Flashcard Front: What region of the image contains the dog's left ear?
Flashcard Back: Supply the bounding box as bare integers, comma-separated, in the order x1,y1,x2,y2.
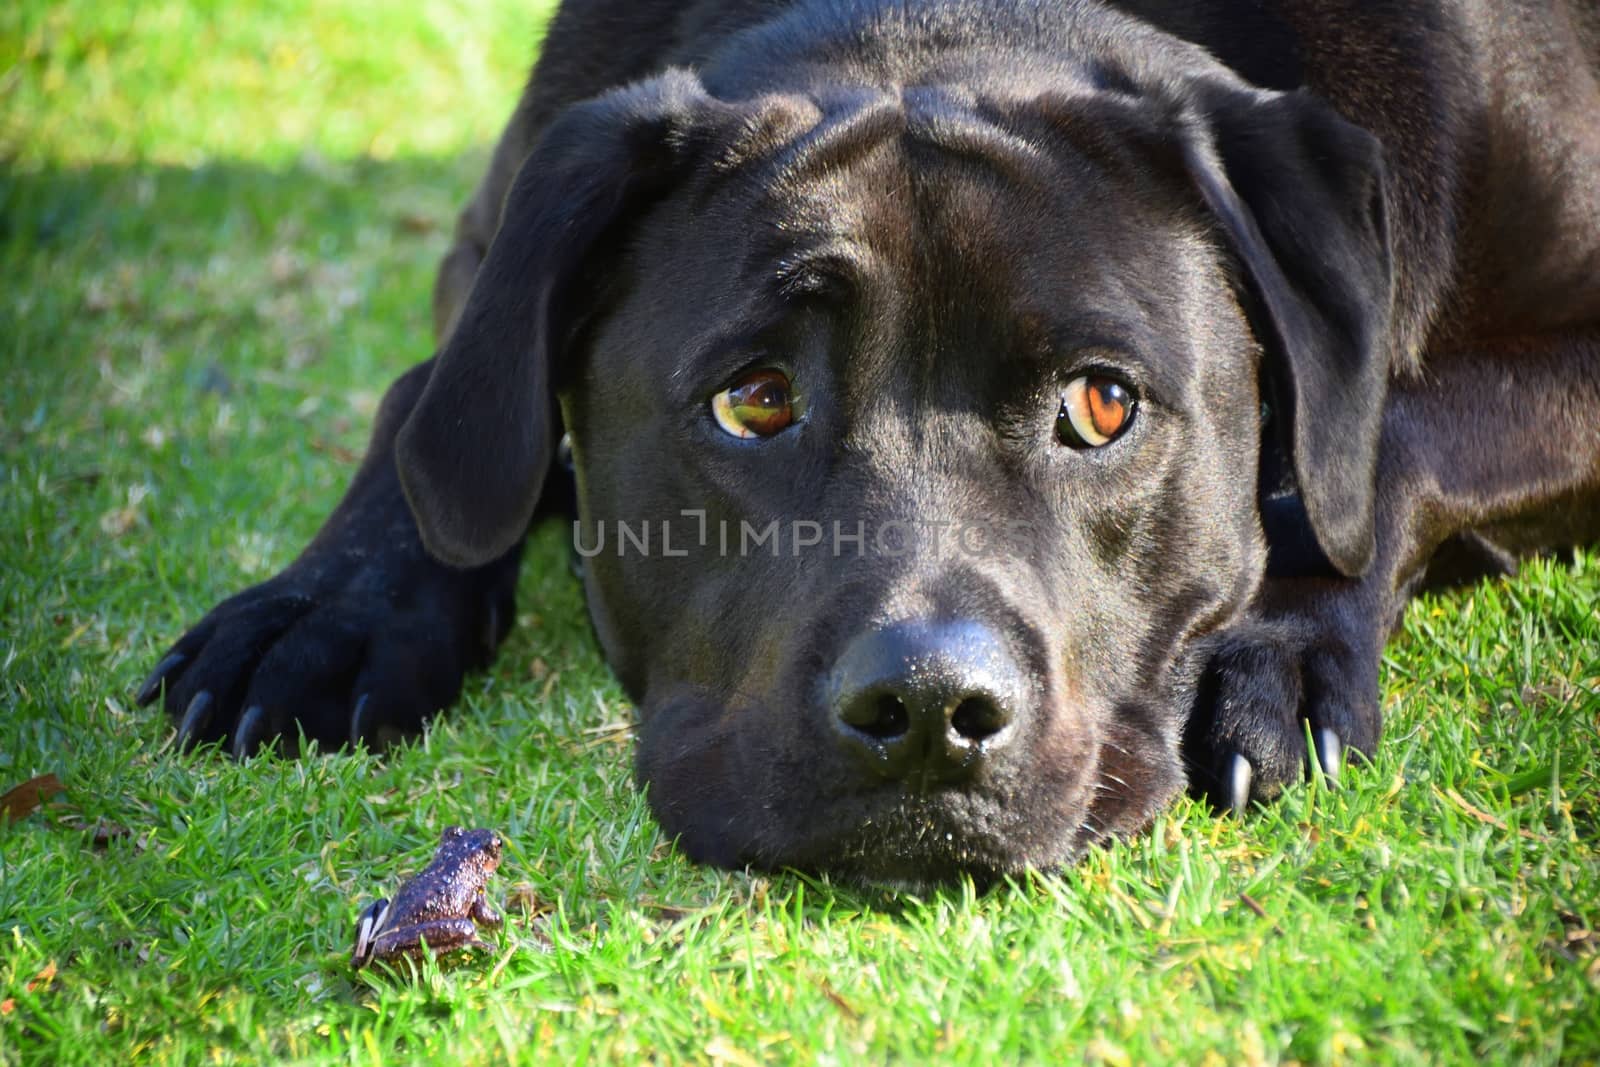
1182,86,1394,578
396,71,726,569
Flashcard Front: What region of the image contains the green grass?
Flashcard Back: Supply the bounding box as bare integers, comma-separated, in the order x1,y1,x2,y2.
2,3,1597,1063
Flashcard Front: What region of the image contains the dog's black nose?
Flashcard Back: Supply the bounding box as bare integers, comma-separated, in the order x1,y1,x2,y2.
827,621,1028,788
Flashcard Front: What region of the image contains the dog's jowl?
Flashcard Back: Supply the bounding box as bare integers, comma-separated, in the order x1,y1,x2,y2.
139,0,1600,884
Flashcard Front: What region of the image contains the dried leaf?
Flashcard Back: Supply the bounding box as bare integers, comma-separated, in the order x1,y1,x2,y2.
395,212,437,235
26,961,57,993
90,818,133,849
2,774,65,822
1436,785,1549,842
819,979,860,1021
308,438,359,464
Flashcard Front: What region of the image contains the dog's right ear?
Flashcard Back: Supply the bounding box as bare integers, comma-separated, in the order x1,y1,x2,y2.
396,71,725,569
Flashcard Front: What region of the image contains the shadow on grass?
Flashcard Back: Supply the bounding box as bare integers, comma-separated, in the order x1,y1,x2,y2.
1,152,484,252
0,151,486,756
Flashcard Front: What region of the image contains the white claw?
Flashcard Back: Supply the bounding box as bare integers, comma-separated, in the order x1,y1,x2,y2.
352,898,391,968
1314,727,1343,786
1227,753,1253,814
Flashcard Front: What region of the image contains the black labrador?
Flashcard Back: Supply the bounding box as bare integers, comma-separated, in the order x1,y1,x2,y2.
139,0,1600,884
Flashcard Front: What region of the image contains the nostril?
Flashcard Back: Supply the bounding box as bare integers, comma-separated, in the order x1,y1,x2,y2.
950,696,1008,742
828,621,1031,782
841,692,911,739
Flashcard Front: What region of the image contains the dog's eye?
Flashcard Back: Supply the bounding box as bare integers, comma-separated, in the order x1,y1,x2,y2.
1056,375,1135,448
711,369,795,439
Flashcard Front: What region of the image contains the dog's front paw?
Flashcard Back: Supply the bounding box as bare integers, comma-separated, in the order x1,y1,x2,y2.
136,546,520,758
1188,608,1383,812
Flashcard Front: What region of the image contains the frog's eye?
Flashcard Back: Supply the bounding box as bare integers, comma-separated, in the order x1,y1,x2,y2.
1056,374,1136,448
711,368,795,439
443,826,466,841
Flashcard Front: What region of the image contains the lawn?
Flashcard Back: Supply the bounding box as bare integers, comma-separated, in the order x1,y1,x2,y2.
2,2,1597,1063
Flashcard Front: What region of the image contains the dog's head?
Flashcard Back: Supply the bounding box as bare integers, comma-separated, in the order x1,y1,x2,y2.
396,31,1392,883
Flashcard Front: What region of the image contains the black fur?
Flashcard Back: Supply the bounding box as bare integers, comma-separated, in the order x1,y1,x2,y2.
140,0,1600,884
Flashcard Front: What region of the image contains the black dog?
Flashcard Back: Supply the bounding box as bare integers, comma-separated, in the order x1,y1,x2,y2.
139,0,1600,884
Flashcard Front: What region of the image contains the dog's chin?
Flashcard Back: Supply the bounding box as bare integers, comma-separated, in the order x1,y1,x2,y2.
772,794,1091,890
651,770,1125,889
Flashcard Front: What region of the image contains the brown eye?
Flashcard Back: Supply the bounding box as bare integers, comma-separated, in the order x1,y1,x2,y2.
712,368,795,439
1056,375,1135,448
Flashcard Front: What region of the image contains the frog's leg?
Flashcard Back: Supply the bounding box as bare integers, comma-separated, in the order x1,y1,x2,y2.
366,918,490,965
470,893,503,927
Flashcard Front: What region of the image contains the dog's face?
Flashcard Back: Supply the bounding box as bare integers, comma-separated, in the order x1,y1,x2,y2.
397,62,1392,883
567,94,1265,879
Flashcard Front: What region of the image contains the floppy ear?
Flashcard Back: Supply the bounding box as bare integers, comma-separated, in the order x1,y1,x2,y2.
1181,86,1394,578
396,71,723,568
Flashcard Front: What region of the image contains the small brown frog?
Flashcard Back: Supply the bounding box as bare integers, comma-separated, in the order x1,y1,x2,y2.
351,826,504,969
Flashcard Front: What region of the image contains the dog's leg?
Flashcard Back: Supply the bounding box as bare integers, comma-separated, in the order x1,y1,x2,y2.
137,108,560,758
135,355,535,757
1191,330,1600,807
